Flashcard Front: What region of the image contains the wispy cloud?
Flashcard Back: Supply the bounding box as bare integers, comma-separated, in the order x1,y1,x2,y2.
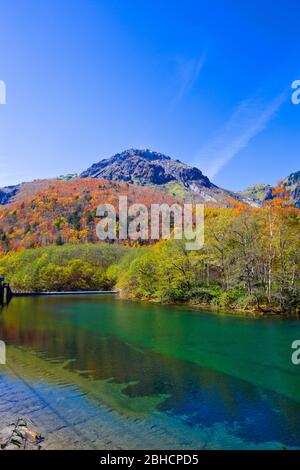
171,54,206,108
195,90,287,180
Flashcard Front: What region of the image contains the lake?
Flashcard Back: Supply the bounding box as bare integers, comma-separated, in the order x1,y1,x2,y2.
0,295,299,449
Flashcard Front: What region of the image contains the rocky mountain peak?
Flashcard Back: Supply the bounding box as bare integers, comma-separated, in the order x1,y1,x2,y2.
80,148,214,191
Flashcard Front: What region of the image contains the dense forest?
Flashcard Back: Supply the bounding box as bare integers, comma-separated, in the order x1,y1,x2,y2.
115,198,299,314
0,244,130,292
0,179,176,252
0,187,299,314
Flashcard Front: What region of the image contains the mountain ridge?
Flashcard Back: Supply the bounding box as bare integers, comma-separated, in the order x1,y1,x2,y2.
1,148,299,208
79,148,243,206
80,148,214,189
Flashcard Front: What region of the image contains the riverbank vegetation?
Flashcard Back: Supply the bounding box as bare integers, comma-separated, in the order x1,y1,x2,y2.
0,244,131,292
113,202,300,314
0,193,299,314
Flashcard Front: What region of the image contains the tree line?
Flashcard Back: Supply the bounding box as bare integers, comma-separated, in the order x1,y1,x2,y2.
114,200,300,314
0,190,299,314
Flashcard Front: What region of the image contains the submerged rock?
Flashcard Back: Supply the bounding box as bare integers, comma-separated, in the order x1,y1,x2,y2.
0,418,44,450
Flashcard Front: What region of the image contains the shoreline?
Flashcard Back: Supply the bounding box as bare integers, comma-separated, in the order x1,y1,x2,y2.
12,290,118,297
6,289,299,317
118,294,299,318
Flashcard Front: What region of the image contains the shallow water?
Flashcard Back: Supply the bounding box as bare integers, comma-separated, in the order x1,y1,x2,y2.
0,295,299,449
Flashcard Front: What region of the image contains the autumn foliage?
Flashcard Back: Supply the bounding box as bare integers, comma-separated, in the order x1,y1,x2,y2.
0,179,177,252
0,179,299,313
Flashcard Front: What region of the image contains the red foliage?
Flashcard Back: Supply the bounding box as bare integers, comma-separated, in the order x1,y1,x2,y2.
0,179,177,252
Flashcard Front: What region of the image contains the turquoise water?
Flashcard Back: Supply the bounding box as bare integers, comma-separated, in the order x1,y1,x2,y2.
0,295,299,449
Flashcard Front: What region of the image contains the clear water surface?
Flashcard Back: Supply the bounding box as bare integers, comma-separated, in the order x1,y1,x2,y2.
0,295,299,449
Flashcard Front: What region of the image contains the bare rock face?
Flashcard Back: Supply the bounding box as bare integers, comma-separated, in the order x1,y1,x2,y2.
80,148,214,190
79,148,263,206
0,185,20,205
238,184,274,203
283,171,300,208
0,148,298,209
239,171,300,208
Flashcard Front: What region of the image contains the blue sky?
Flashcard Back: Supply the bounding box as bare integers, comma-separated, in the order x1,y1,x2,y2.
0,0,299,190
